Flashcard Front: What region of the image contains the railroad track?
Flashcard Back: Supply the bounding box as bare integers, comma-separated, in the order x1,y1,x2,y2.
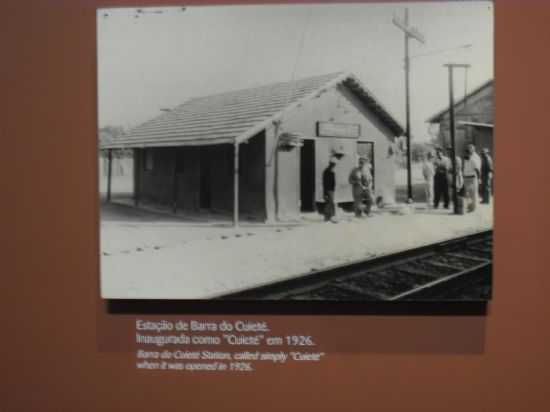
222,230,492,301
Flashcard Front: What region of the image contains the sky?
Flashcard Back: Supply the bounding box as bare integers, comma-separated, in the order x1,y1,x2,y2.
97,1,493,142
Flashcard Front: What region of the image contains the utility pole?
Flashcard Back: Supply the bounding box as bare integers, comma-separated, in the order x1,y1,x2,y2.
463,66,470,144
464,66,469,108
444,63,471,215
393,9,425,203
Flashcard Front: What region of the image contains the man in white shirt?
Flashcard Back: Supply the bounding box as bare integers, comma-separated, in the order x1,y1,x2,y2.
349,157,373,217
422,152,435,208
446,147,464,209
463,144,481,212
480,148,494,204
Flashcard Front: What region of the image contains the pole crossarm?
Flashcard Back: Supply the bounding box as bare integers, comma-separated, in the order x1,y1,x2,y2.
392,16,426,43
410,44,471,60
444,63,471,68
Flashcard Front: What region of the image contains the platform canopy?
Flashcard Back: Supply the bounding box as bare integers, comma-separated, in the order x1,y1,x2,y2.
100,71,405,150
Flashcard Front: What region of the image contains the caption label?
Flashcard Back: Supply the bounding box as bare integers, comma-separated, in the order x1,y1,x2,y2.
135,320,324,372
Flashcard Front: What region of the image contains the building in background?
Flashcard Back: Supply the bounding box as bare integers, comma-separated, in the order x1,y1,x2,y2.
101,72,404,223
427,79,493,156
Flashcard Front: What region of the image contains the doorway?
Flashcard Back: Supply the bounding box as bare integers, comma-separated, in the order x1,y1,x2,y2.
357,141,375,190
300,139,316,212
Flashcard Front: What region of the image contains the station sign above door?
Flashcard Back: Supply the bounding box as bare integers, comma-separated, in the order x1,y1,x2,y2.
316,121,361,139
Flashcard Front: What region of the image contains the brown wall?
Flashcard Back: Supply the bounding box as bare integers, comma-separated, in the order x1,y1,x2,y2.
205,145,234,212
138,138,265,219
7,1,550,412
178,146,202,211
139,147,177,206
239,132,267,220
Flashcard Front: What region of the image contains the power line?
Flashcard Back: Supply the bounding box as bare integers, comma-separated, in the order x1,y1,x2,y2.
410,44,472,60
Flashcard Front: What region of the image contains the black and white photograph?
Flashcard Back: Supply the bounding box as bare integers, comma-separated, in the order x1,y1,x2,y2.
98,1,494,301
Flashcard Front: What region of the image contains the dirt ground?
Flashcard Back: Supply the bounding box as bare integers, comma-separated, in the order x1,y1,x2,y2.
100,199,493,299
99,159,493,299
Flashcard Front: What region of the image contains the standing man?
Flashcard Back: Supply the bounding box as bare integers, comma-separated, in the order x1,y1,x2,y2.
422,152,435,208
361,158,374,217
349,156,370,217
447,146,464,209
480,148,494,204
322,157,338,223
463,144,481,212
433,147,450,209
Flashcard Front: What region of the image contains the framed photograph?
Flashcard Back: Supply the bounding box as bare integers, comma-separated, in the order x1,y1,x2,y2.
98,2,494,301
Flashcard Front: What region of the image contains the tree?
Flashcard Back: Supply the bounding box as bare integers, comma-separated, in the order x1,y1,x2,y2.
98,126,131,158
99,125,125,144
410,141,433,162
393,136,434,166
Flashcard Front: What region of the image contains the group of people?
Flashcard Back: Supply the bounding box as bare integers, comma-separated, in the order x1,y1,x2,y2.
422,143,493,213
322,156,374,223
321,143,493,224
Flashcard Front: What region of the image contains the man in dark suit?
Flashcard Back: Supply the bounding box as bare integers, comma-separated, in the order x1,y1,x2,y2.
433,146,451,209
480,148,494,204
322,158,337,223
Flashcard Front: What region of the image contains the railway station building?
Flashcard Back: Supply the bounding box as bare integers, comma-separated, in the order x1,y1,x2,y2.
427,79,494,156
101,72,405,224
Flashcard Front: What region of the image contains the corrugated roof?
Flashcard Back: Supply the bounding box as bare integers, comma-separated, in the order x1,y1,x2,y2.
102,72,404,149
426,78,494,124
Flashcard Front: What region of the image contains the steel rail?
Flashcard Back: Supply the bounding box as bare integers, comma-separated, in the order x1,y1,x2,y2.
220,230,492,301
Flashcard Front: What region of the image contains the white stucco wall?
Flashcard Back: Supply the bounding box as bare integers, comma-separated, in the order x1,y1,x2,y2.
277,84,398,207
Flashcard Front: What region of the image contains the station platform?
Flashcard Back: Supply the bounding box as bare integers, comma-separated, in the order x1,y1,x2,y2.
100,201,493,299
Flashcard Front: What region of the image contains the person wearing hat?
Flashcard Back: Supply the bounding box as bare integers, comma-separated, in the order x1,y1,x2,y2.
422,151,435,208
322,157,338,223
463,144,481,212
433,146,451,209
480,148,493,204
349,156,373,217
446,146,464,207
361,158,374,216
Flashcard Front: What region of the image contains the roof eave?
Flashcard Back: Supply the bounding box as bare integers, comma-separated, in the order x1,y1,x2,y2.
342,74,405,136
426,79,494,124
100,136,236,150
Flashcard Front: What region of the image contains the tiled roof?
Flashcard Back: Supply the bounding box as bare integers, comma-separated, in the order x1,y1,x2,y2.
102,72,404,149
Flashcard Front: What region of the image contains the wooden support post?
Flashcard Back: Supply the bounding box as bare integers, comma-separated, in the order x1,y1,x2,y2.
272,121,281,221
106,149,113,202
233,141,239,228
